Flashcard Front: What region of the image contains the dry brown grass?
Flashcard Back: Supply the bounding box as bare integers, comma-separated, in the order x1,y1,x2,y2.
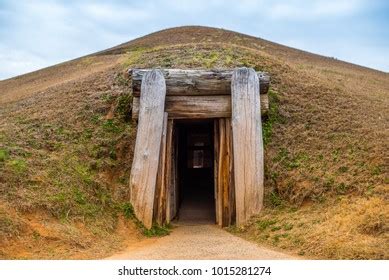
0,55,123,105
232,196,388,259
0,61,139,258
0,26,388,259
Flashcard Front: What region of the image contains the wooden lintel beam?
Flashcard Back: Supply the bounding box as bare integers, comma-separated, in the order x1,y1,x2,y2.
129,68,270,96
132,95,269,119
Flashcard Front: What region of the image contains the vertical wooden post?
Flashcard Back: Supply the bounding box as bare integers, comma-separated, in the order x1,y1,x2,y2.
165,119,174,223
166,122,179,222
213,120,221,225
173,125,180,219
231,67,264,226
217,120,225,225
154,113,168,225
129,70,166,229
214,118,235,227
225,118,235,225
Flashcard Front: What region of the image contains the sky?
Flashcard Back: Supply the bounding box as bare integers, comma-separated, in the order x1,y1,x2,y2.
0,0,388,80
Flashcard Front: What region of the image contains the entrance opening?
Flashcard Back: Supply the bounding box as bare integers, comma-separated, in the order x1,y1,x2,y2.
176,120,215,224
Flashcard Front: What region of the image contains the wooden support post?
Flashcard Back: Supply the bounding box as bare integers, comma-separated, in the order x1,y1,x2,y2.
154,113,168,225
165,119,174,223
172,125,180,220
215,120,223,225
214,118,235,227
231,67,264,226
166,122,179,222
214,120,220,225
129,70,166,229
225,118,235,225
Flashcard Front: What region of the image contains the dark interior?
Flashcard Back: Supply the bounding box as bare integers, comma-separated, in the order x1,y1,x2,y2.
176,120,215,224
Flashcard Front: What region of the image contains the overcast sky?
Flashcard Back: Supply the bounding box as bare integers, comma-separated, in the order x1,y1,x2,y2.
0,0,388,80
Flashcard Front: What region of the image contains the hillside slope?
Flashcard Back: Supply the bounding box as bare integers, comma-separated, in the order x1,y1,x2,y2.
0,26,388,259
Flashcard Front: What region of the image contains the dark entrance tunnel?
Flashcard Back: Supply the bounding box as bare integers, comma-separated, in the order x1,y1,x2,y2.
176,120,215,224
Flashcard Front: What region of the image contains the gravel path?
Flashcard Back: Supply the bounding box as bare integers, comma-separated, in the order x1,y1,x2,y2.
107,223,295,260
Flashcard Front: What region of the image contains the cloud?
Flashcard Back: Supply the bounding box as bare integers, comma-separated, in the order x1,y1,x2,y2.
0,45,48,79
0,0,387,79
79,2,153,22
202,0,365,20
268,0,364,20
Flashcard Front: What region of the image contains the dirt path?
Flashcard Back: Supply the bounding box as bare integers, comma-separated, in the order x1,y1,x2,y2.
107,223,295,260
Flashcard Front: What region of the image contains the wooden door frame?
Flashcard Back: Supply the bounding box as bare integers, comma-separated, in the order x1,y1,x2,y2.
130,67,264,229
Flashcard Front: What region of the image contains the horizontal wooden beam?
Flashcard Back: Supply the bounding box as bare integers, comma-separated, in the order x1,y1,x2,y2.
132,95,269,119
129,69,270,96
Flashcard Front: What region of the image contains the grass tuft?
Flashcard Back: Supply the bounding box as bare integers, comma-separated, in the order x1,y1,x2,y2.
269,191,283,207
256,219,277,231
102,120,122,134
8,159,28,173
262,89,280,145
0,148,9,162
121,203,171,237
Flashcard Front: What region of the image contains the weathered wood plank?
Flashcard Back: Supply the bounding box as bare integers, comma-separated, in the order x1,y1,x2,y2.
215,119,223,226
167,124,179,222
129,70,166,229
129,69,270,96
165,119,174,223
219,118,229,227
228,119,236,226
231,67,264,226
216,118,235,227
154,113,168,225
172,125,180,219
225,118,235,226
132,94,269,119
213,120,219,225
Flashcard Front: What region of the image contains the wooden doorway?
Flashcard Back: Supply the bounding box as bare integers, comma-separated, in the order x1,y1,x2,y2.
163,118,235,226
130,68,265,229
176,120,215,224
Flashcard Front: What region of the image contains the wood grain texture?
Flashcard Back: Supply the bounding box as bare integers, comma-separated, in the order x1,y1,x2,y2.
215,118,235,227
132,94,269,119
129,70,166,229
226,118,236,226
231,67,264,226
167,123,179,222
172,125,180,219
214,120,222,225
165,119,174,223
129,68,270,96
154,113,168,225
